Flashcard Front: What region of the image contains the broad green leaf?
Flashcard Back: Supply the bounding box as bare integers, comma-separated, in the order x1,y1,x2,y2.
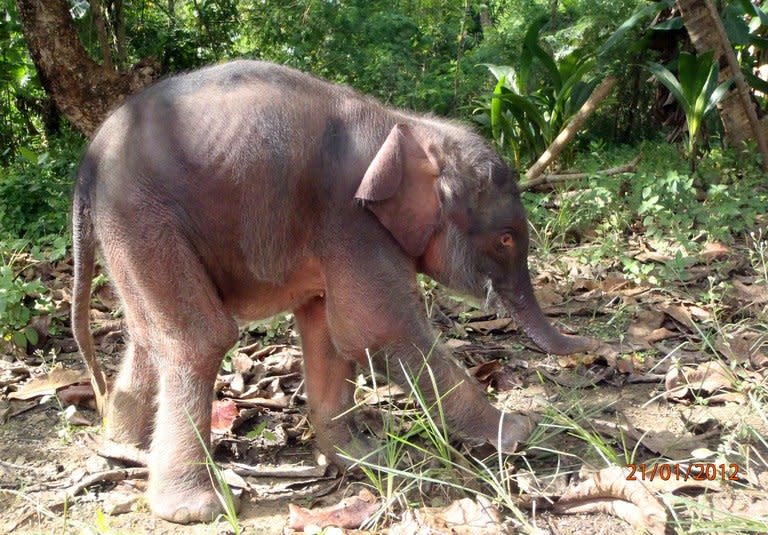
748,34,768,50
648,61,689,113
652,16,683,31
18,147,36,163
491,76,505,141
705,79,734,115
567,79,599,116
483,64,515,84
744,70,768,94
501,93,549,135
12,330,26,350
598,0,674,57
678,51,713,106
521,16,561,91
723,3,753,45
24,326,38,346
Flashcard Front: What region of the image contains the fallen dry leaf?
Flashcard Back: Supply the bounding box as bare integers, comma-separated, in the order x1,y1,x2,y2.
222,468,249,489
469,360,503,384
731,280,768,306
557,353,598,368
103,491,141,515
389,496,505,535
554,466,667,535
592,416,711,459
715,330,768,369
8,365,90,401
465,318,515,334
287,489,379,530
534,284,563,308
627,308,665,346
634,250,673,263
665,361,739,403
211,399,240,434
539,366,611,388
232,353,254,374
63,405,93,426
660,303,696,331
699,241,730,263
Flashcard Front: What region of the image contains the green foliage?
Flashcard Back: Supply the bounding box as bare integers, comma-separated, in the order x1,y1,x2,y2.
477,16,599,167
475,0,664,167
648,52,732,165
0,0,50,162
0,131,83,242
237,0,494,115
522,141,768,283
0,241,53,351
721,0,768,106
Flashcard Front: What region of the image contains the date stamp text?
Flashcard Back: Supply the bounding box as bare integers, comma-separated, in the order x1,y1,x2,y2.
625,463,741,481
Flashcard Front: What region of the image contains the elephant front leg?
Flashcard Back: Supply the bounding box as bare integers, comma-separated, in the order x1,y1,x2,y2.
322,251,533,455
294,297,380,466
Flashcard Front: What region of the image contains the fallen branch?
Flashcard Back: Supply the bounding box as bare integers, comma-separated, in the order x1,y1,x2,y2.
520,155,641,191
526,76,617,181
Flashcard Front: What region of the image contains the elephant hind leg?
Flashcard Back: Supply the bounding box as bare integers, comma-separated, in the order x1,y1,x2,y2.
294,296,380,465
99,218,238,524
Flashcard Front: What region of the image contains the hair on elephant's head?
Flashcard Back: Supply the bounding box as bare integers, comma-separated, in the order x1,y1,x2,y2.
355,122,597,356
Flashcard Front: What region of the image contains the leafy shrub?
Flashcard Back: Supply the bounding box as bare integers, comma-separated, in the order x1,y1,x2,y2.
648,51,732,168
0,130,83,243
476,16,599,168
0,240,53,351
522,140,768,270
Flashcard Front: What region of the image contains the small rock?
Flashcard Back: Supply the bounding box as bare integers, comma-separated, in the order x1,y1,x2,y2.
86,455,110,474
63,405,93,426
103,491,140,515
70,467,87,483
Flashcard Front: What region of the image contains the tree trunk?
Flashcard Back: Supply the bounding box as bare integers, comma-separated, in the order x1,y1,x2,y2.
113,0,127,68
677,0,768,171
90,0,114,71
15,0,158,137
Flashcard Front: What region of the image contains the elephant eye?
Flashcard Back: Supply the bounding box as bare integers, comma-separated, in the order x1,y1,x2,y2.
499,233,514,247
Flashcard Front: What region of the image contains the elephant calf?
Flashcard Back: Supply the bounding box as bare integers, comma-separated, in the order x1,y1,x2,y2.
71,60,596,523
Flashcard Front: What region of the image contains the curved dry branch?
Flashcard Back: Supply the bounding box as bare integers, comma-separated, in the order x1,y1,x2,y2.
525,76,617,181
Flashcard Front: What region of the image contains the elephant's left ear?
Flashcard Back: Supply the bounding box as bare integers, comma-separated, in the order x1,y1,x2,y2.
355,123,441,257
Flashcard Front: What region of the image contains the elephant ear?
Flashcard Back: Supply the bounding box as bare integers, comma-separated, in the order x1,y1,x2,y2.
355,123,441,257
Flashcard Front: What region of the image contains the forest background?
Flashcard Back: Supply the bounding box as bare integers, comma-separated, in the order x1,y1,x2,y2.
2,1,768,533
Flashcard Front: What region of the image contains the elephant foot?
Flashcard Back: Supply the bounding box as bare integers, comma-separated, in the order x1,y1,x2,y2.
491,411,537,454
314,417,387,470
148,480,233,524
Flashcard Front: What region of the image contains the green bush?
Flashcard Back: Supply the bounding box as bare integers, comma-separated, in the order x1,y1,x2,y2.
0,239,53,351
0,131,83,243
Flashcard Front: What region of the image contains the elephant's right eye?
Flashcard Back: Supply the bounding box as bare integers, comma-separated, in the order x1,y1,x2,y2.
499,233,514,248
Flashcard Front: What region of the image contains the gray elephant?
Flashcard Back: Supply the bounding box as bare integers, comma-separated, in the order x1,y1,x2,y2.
71,60,597,523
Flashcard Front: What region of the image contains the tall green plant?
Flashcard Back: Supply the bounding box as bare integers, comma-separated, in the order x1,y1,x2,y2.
478,16,598,168
647,51,732,169
477,1,668,169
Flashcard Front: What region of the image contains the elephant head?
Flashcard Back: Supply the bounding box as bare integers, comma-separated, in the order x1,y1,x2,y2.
355,122,598,355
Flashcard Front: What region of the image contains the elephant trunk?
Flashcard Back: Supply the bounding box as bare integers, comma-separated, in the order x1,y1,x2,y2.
496,265,597,355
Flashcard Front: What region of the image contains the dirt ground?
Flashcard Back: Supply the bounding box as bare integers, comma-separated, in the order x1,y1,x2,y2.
2,242,768,534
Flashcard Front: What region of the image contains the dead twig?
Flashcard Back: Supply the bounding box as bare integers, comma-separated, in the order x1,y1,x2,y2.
65,467,147,499
520,155,642,192
526,76,617,181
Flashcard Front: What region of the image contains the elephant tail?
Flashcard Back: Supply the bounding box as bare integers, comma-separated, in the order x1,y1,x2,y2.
71,164,109,416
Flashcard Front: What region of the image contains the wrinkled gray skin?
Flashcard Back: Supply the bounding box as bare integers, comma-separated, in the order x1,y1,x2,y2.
71,61,597,524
